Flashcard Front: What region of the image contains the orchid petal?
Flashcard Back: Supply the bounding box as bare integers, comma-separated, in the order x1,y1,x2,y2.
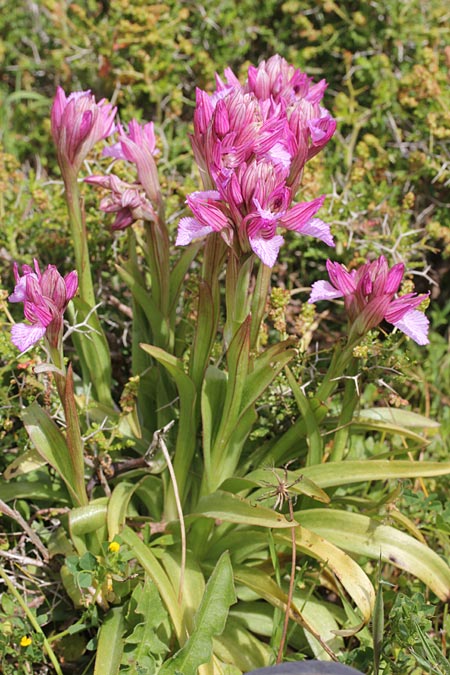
11,323,47,352
249,234,284,267
309,279,344,303
391,309,430,345
296,217,334,247
176,217,215,246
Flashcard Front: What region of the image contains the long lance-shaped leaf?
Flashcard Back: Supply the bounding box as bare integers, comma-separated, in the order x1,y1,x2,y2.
121,526,184,644
201,366,228,486
275,525,375,627
246,459,450,490
192,490,297,529
234,566,339,658
159,552,236,675
22,402,83,507
209,317,251,489
139,344,197,514
189,280,219,393
241,340,296,418
116,262,168,346
93,606,125,675
285,367,323,466
296,509,450,602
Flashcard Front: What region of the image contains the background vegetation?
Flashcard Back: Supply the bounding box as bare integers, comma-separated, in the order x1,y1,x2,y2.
0,1,449,673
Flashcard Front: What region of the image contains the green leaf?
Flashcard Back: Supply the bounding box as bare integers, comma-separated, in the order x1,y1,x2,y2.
296,509,450,602
285,367,323,465
107,481,136,540
159,552,236,675
209,318,251,488
121,580,168,674
213,616,271,672
93,607,125,675
139,344,197,511
193,490,297,529
69,499,108,555
358,408,440,430
275,525,375,626
241,340,296,417
351,407,439,443
233,566,339,655
22,401,83,506
121,527,184,643
201,366,228,478
246,460,450,490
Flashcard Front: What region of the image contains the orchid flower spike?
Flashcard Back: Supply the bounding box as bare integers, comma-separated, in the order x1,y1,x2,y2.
309,256,430,345
177,54,336,267
9,259,78,352
51,87,116,176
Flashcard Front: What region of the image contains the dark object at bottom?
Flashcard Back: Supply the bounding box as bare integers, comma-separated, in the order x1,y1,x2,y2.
246,662,364,675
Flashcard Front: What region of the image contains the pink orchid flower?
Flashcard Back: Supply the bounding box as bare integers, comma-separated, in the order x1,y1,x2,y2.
85,174,157,230
178,55,336,267
309,256,429,345
51,87,116,174
9,260,78,352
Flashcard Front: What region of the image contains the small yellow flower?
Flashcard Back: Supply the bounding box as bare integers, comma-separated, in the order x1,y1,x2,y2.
108,541,120,553
20,635,32,647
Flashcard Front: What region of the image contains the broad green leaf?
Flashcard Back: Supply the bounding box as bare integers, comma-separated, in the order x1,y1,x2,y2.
107,481,136,540
3,447,46,479
0,477,69,504
159,552,236,675
193,490,297,529
213,616,271,672
22,401,83,506
233,567,339,656
275,525,375,626
247,460,450,490
93,607,125,675
358,408,440,430
293,591,344,660
121,526,183,643
161,550,206,634
69,500,108,555
296,509,450,602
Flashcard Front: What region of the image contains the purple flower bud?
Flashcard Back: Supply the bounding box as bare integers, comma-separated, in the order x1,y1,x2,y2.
51,87,116,176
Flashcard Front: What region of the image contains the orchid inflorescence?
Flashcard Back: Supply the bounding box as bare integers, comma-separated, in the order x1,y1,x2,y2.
10,55,430,351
